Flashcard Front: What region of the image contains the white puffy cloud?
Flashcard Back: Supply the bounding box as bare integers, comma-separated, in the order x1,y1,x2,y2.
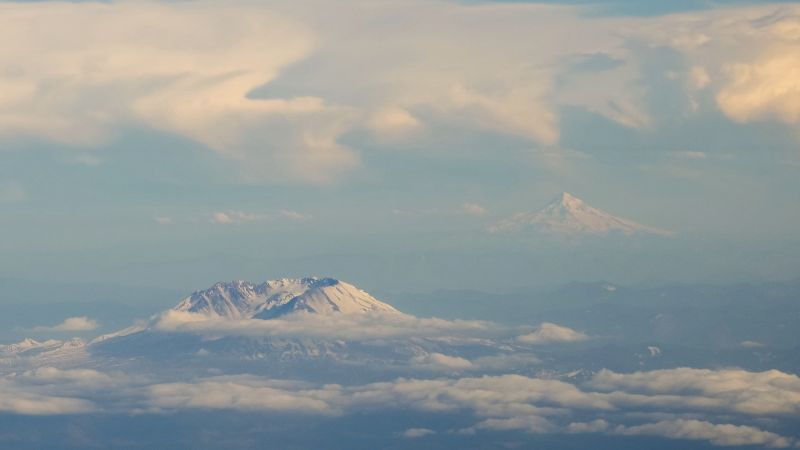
616,419,794,448
33,316,99,332
0,0,670,184
631,5,800,129
462,202,488,216
211,211,265,225
367,107,421,136
717,52,800,125
2,0,797,184
152,309,496,341
469,415,556,434
517,322,588,345
689,66,711,90
0,1,356,184
288,1,606,146
566,419,610,434
134,369,799,446
149,376,338,415
0,379,96,415
18,367,117,388
0,367,137,416
146,373,605,418
350,375,613,416
147,377,332,414
709,11,800,125
211,212,234,224
0,369,107,415
1,363,798,448
588,368,800,416
400,428,435,438
410,352,473,371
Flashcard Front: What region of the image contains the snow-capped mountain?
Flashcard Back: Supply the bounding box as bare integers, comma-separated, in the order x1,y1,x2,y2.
489,192,671,236
79,277,525,376
174,277,399,319
2,277,412,372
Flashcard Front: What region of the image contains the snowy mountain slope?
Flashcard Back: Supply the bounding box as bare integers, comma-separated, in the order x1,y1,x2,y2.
0,338,58,354
174,277,398,319
77,277,527,376
489,192,672,236
254,278,399,318
0,337,88,369
0,278,406,371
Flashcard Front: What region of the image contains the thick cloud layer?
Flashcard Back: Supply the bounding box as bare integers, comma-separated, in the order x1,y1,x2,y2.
153,309,501,341
2,365,797,447
589,367,800,415
2,1,799,185
32,316,99,332
616,419,794,448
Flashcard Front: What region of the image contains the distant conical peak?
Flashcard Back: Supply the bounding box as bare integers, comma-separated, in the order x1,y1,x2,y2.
555,192,584,209
489,192,672,236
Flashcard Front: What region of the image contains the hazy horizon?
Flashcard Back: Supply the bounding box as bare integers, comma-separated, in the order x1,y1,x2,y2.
1,0,800,293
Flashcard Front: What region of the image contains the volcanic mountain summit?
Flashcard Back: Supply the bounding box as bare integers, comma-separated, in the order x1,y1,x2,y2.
489,192,672,236
174,277,399,319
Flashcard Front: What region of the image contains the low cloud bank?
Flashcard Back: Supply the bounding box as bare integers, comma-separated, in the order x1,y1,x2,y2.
33,316,99,332
153,310,501,341
616,419,794,448
516,322,589,345
1,366,797,447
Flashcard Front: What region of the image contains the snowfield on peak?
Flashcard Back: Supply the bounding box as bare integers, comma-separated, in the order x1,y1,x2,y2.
489,192,672,237
174,277,399,320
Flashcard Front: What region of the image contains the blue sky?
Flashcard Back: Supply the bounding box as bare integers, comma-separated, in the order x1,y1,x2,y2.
1,0,799,291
